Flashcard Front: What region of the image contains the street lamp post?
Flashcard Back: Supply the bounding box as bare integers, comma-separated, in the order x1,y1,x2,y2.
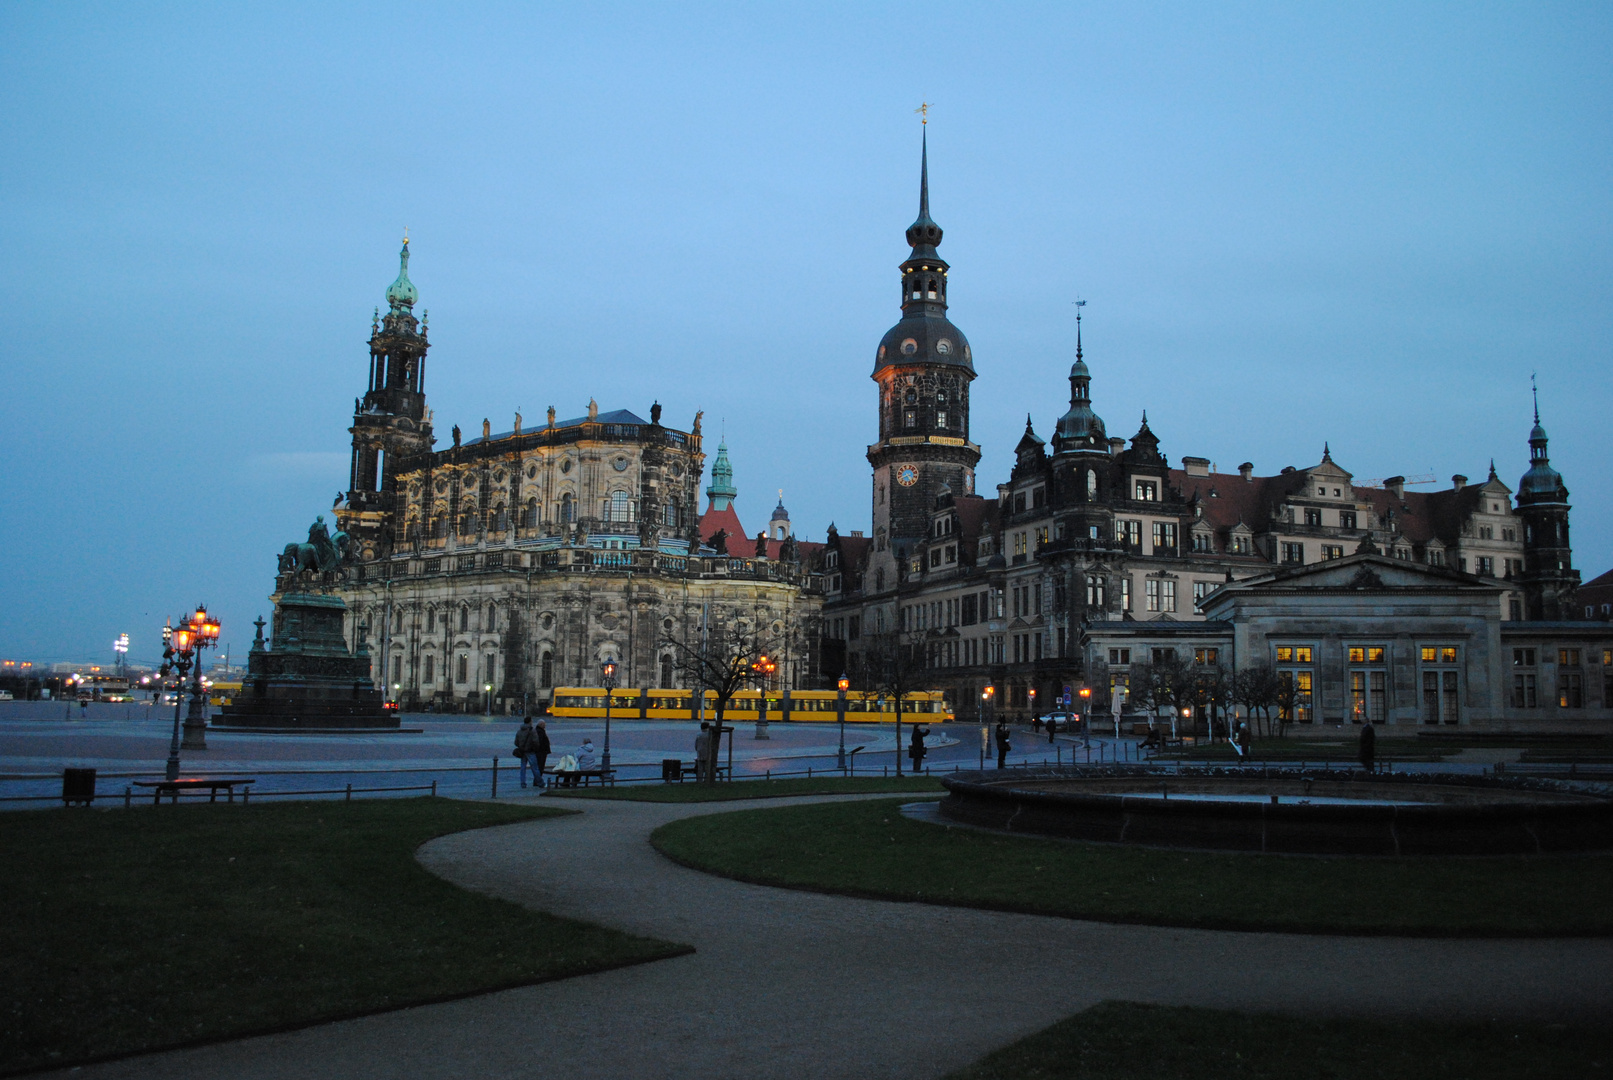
182,605,220,751
1078,686,1092,747
836,674,849,771
751,653,776,740
160,622,197,781
980,685,995,770
1028,686,1036,726
601,661,616,773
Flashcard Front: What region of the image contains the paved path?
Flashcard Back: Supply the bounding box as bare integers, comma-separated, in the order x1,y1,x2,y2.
50,794,1613,1080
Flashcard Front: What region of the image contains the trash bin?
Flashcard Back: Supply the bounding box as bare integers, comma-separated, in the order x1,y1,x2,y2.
62,767,96,806
661,758,683,782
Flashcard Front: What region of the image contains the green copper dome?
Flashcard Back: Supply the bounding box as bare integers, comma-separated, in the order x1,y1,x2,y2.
385,240,418,312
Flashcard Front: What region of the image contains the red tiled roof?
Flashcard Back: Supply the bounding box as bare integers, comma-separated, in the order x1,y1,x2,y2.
698,502,746,551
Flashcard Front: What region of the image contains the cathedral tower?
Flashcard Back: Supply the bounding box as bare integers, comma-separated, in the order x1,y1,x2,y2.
341,239,436,556
1516,389,1579,619
867,130,981,578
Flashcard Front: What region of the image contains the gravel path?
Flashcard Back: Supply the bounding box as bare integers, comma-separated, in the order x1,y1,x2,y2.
49,793,1613,1080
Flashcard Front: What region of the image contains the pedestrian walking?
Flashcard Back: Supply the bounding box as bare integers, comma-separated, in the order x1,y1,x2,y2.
1359,720,1376,775
909,724,929,773
1048,716,1057,744
514,717,539,788
1237,720,1252,761
995,720,1011,768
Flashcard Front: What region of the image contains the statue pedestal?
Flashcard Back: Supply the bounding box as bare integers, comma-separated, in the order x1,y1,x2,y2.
216,592,397,731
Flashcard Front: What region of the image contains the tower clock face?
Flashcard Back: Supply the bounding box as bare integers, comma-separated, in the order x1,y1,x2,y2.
896,464,919,487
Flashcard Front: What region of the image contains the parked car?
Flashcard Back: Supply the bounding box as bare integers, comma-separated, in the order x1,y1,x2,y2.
1040,710,1079,732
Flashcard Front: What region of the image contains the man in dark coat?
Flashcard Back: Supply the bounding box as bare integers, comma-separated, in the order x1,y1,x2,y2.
909,724,929,773
1359,720,1376,775
995,720,1011,768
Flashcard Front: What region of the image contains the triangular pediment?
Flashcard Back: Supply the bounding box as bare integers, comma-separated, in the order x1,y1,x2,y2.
1231,553,1489,592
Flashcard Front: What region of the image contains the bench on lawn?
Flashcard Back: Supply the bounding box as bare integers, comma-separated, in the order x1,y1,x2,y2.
546,767,614,788
133,778,256,805
659,759,731,782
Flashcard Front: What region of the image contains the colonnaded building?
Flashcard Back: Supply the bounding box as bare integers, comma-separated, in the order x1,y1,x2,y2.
329,241,821,711
817,134,1613,732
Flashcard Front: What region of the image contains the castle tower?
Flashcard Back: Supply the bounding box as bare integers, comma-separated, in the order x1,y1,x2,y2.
770,493,792,541
1516,389,1580,619
867,129,981,578
706,440,737,511
342,239,436,556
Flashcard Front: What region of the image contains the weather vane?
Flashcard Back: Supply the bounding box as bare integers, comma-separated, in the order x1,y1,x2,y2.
916,101,932,125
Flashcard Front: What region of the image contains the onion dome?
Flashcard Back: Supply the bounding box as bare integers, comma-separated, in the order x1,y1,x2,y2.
1054,312,1106,452
770,496,790,523
1519,395,1567,501
874,129,974,377
385,238,418,312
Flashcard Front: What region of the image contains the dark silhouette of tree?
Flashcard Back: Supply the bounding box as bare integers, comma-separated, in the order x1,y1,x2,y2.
1233,663,1282,738
857,619,931,776
662,621,775,783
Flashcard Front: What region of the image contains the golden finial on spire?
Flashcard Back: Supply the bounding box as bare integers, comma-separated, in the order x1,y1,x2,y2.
916,101,932,125
403,226,409,246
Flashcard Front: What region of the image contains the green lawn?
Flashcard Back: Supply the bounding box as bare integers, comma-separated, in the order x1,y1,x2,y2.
945,1001,1608,1080
651,797,1613,936
0,798,689,1075
547,775,944,802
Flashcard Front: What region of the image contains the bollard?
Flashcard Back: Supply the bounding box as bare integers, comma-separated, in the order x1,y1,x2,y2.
124,785,132,809
345,783,352,802
492,756,499,798
808,766,812,779
431,780,438,797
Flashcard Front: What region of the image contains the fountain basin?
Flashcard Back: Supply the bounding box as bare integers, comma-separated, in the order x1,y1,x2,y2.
937,767,1613,856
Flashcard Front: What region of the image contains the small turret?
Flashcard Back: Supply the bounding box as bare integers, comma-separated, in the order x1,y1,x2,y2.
706,441,737,511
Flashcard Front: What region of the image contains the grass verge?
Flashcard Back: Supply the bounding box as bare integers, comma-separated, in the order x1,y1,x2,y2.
944,1000,1608,1079
547,775,944,802
0,798,689,1075
650,797,1613,936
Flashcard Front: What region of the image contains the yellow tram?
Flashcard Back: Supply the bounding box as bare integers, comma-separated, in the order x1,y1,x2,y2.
548,687,953,723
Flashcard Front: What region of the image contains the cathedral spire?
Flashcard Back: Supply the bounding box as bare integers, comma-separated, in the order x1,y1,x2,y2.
904,128,943,258
385,237,418,314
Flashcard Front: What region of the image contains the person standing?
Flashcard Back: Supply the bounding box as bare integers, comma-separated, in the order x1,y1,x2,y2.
995,720,1011,769
530,718,552,791
909,724,929,774
514,717,538,788
1359,720,1376,775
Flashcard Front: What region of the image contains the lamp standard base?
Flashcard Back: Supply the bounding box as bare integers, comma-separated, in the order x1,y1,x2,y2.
181,718,208,750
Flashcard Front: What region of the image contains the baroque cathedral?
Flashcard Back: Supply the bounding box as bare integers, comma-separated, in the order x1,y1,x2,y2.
300,131,1608,729
330,240,819,711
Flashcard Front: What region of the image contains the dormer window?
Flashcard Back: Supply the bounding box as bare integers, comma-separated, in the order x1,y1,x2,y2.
1135,480,1158,501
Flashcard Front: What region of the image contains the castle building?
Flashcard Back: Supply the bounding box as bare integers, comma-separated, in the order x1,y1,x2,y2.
820,140,1612,731
330,243,821,711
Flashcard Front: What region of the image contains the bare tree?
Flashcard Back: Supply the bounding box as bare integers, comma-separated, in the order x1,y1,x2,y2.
662,621,775,784
857,619,930,776
1232,663,1281,738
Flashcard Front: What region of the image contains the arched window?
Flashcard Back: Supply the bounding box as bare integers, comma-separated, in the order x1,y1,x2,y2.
905,388,918,405
485,603,496,630
609,491,632,523
525,498,538,529
540,651,553,689
459,607,469,632
456,654,468,684
560,493,574,523
494,505,507,532
431,515,445,539
927,277,937,298
394,609,403,634
660,654,674,689
663,502,678,527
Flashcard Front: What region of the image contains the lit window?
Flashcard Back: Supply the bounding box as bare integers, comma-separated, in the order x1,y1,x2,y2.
1135,480,1159,501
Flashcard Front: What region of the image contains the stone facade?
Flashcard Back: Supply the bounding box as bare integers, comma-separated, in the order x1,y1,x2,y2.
819,139,1612,734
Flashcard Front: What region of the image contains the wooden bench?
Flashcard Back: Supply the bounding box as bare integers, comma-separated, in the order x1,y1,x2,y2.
546,767,614,788
660,760,731,783
133,778,256,805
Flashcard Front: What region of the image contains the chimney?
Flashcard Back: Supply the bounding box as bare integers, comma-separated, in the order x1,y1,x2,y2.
850,530,864,537
1108,437,1126,457
1238,462,1254,482
1384,476,1405,499
1183,456,1210,477
1451,474,1467,491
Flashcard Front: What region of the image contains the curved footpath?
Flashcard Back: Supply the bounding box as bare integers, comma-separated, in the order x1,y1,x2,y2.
50,794,1613,1080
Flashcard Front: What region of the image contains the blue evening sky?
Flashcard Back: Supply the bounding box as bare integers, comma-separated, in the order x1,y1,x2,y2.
2,3,1609,666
